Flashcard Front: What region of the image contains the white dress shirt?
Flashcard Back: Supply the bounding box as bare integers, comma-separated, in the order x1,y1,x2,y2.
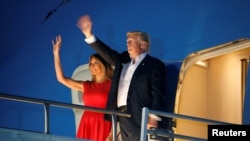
117,53,147,107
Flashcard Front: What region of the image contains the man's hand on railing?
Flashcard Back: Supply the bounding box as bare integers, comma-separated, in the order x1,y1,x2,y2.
147,116,159,129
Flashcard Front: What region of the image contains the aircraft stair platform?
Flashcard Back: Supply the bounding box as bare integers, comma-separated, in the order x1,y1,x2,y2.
0,128,90,141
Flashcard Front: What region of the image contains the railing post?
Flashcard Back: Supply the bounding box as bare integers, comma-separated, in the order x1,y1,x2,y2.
140,107,149,141
111,114,117,141
44,103,50,134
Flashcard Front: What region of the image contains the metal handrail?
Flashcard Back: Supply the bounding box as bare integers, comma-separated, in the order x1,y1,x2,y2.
0,93,131,141
140,107,234,141
0,93,235,141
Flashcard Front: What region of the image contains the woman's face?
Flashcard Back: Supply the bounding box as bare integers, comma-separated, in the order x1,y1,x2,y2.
89,57,103,76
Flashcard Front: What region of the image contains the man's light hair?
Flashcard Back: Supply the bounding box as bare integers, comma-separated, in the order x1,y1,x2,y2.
127,31,150,51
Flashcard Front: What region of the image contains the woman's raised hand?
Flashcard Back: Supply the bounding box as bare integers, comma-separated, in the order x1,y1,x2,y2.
52,35,62,55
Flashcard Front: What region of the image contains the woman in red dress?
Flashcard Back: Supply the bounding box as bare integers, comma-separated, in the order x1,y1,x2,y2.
52,35,113,141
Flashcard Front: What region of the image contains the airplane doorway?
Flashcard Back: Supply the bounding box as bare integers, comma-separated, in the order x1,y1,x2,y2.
71,64,91,134
174,38,250,140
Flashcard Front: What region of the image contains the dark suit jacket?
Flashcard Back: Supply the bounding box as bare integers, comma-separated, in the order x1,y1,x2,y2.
88,38,167,127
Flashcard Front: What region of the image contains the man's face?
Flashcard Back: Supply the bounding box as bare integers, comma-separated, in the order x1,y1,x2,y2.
126,37,143,59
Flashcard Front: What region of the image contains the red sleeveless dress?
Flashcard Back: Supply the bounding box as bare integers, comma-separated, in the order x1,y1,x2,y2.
76,80,112,141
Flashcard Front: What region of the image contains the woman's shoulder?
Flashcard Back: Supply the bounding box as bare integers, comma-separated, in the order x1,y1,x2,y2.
104,79,112,84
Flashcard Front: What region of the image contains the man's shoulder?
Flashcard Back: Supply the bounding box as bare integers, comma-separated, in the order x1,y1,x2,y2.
147,55,165,64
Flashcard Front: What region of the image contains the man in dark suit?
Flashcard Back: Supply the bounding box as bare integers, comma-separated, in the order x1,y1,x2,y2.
77,15,170,141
